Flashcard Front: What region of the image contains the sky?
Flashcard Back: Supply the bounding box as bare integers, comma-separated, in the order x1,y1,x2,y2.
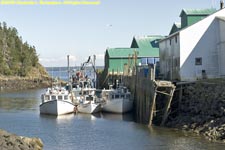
0,0,221,67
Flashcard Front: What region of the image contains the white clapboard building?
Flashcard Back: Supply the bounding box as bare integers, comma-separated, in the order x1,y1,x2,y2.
159,7,225,81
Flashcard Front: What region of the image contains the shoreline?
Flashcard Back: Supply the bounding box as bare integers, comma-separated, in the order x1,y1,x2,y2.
0,76,52,92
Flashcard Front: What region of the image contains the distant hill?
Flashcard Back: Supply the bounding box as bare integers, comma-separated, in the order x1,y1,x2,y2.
0,22,48,78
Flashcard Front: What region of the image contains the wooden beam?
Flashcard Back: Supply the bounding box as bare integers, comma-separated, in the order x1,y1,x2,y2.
155,90,171,96
148,86,157,127
160,87,175,126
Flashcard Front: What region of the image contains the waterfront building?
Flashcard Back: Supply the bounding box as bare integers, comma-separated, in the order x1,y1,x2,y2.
100,35,163,87
104,47,136,75
130,35,164,66
104,35,164,75
159,8,225,81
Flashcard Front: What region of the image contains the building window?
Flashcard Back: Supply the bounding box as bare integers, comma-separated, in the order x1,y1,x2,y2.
195,57,202,65
170,39,172,45
175,36,177,43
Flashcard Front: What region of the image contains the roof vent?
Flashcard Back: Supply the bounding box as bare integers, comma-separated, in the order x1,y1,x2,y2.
220,0,224,9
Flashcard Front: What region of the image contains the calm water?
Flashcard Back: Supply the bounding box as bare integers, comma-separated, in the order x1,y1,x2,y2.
45,66,103,81
0,89,225,150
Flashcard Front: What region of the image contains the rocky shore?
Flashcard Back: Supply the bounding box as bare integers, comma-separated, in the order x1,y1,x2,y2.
166,80,225,142
0,76,52,92
0,65,53,92
0,129,43,150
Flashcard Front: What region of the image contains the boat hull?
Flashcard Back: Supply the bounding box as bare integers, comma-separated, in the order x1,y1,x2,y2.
102,99,133,113
77,103,102,114
40,100,75,115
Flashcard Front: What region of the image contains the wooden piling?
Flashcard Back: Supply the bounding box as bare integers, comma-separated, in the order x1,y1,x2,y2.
160,87,175,126
178,85,183,111
122,66,176,127
148,85,157,127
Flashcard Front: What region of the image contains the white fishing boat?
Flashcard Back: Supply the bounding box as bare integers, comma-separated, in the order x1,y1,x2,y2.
77,87,102,114
101,85,133,113
40,86,76,115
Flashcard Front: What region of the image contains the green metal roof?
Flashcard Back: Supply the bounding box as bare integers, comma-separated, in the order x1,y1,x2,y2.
131,35,164,57
180,8,217,17
106,48,136,58
174,22,181,28
169,22,181,35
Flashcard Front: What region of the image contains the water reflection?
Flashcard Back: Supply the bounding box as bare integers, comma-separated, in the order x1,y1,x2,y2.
147,126,225,150
39,113,75,124
75,113,101,121
75,112,134,122
39,112,134,125
0,89,44,111
101,112,134,122
0,97,38,111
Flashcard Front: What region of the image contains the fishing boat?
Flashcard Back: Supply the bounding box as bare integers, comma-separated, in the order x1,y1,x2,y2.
40,85,76,115
101,84,133,113
74,55,102,114
40,55,77,115
77,86,102,114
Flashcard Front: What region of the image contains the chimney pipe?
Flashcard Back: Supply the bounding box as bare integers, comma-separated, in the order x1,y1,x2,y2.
220,0,224,9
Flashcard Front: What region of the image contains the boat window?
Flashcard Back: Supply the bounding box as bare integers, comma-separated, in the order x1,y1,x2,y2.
79,82,83,88
45,95,50,100
111,95,114,99
51,95,56,100
95,90,102,98
74,91,80,96
86,95,93,101
64,95,68,100
58,95,63,100
115,95,120,99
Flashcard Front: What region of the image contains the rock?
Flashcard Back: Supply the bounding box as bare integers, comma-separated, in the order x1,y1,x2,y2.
182,125,188,129
0,129,43,150
166,80,225,143
194,129,200,135
21,137,43,150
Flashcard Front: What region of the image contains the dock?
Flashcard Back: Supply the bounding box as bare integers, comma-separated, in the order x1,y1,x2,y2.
99,65,176,127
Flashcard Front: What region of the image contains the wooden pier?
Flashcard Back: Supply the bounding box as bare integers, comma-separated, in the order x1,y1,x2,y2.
98,64,176,126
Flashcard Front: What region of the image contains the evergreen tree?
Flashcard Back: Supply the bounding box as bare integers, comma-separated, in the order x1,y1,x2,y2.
0,22,40,76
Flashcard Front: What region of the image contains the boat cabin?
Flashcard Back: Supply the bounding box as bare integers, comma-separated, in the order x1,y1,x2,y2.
101,87,131,100
41,87,70,103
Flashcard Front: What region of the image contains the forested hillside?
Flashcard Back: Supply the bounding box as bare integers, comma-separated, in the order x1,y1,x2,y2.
0,22,39,76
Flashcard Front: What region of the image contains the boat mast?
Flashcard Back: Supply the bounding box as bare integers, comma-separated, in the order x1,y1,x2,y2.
67,55,70,83
93,54,96,88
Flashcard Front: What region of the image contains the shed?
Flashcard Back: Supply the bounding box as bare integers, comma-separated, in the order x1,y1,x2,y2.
104,48,138,74
131,35,164,65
